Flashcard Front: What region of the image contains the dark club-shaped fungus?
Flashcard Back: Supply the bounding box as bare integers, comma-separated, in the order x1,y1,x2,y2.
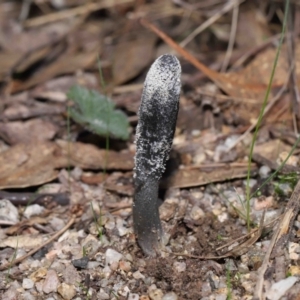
133,54,181,256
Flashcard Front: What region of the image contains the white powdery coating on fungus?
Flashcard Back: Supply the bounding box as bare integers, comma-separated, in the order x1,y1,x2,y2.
141,54,181,113
134,54,181,182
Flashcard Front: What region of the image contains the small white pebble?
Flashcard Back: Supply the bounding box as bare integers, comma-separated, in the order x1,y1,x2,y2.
162,292,178,300
254,196,274,210
265,276,298,300
0,199,19,223
173,261,186,273
191,129,201,137
132,270,145,279
278,151,299,166
105,249,123,267
190,206,205,221
128,293,139,300
22,278,34,289
149,288,163,300
42,270,60,294
243,179,257,188
24,204,44,219
217,212,228,223
259,165,271,178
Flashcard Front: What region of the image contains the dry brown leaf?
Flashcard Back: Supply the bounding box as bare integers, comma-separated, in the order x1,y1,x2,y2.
10,49,99,93
0,52,23,81
113,32,157,85
55,140,134,171
0,141,134,189
236,4,271,49
0,119,58,145
0,142,59,189
253,139,291,162
163,164,257,189
0,234,49,250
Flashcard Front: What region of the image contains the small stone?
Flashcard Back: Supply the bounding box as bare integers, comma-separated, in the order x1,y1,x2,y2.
243,179,257,188
140,296,150,300
289,242,300,260
149,289,163,300
72,256,89,269
116,218,129,237
162,292,178,300
24,204,44,218
193,152,206,164
57,283,76,300
42,269,60,294
105,248,123,267
215,294,227,300
128,293,139,300
119,260,131,272
133,270,145,279
22,291,36,300
30,267,48,282
191,129,201,137
49,217,65,231
63,264,81,285
265,276,298,300
173,261,186,273
289,265,300,276
217,212,228,223
22,278,34,289
0,199,19,223
110,261,119,271
254,196,274,211
190,206,205,221
278,151,299,166
259,165,271,178
160,198,178,221
97,288,110,299
2,285,20,300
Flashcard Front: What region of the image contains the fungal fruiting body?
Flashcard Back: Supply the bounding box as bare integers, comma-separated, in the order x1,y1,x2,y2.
133,54,181,256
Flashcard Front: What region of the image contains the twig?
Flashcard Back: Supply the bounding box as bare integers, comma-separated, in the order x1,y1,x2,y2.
0,216,76,271
221,0,239,72
254,178,300,300
140,18,220,82
179,0,245,48
24,0,134,27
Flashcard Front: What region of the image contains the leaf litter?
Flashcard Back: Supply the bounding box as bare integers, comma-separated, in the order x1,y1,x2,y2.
1,1,300,299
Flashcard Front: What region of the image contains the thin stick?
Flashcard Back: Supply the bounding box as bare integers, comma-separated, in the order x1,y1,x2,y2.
0,216,76,271
221,0,239,72
180,0,245,48
25,0,134,27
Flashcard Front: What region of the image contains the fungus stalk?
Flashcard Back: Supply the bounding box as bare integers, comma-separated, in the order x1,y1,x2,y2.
133,54,181,256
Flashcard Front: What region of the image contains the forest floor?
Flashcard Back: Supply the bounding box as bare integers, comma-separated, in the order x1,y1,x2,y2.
0,0,300,299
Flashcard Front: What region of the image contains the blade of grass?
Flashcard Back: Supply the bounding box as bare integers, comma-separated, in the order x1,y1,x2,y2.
245,0,290,230
97,55,109,177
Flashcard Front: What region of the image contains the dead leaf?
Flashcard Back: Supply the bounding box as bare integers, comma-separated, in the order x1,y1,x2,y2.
0,234,49,250
11,48,99,93
0,142,59,189
113,31,157,85
164,164,257,189
55,140,134,171
0,119,58,145
0,141,134,189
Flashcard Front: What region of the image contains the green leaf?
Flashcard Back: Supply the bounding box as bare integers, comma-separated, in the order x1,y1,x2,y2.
67,85,129,140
